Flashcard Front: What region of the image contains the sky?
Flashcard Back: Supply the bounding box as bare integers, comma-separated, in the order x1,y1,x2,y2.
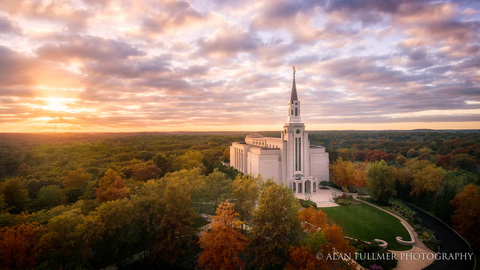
0,0,479,132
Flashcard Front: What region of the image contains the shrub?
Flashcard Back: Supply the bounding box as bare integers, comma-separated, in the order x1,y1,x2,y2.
299,199,317,209
337,199,351,206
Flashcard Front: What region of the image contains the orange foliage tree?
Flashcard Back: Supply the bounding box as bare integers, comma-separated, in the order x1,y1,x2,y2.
288,206,355,270
95,169,130,202
0,222,45,269
450,184,480,253
64,168,91,189
330,157,356,191
198,201,248,270
354,162,367,189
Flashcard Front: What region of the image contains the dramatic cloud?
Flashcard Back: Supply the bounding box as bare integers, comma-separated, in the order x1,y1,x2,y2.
0,0,479,132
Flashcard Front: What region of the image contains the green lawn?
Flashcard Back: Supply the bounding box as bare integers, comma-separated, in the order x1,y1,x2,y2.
320,203,412,251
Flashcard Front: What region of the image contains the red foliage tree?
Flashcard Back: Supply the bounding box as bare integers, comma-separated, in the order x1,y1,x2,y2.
0,223,45,269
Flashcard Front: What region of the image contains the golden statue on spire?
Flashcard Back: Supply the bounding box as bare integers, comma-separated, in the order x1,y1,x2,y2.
293,66,296,76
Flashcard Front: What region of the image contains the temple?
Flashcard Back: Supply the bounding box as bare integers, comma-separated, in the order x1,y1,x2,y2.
230,68,329,194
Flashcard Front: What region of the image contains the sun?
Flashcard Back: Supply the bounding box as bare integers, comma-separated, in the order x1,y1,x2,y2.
42,97,71,112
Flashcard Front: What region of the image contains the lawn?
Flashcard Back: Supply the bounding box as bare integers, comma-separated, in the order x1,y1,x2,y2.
320,203,412,251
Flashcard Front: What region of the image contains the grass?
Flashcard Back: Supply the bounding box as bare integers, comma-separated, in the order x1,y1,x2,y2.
320,203,412,251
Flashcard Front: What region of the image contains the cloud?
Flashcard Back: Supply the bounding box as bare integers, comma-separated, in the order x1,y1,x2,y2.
36,35,145,61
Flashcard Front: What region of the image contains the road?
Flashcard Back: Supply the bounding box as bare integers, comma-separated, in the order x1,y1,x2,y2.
407,204,475,270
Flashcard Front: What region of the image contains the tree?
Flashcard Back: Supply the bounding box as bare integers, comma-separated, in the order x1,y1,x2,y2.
153,152,172,176
411,164,445,196
151,180,197,265
198,201,248,270
174,150,206,172
204,169,231,205
0,223,45,269
231,174,260,223
366,160,395,204
64,168,91,189
396,154,407,166
36,185,66,209
247,181,301,270
330,157,356,191
0,178,29,213
354,162,367,189
450,184,480,253
95,169,130,202
288,207,355,270
39,209,86,269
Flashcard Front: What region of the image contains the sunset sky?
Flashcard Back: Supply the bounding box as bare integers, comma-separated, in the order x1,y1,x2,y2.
0,0,479,132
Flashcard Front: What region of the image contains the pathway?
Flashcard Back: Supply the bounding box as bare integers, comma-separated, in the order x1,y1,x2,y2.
295,187,341,207
357,198,436,270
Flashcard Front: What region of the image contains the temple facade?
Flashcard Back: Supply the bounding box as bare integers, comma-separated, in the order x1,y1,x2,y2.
230,68,329,194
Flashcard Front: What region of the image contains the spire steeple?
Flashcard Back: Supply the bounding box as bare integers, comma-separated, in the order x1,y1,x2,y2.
291,66,298,101
287,66,302,123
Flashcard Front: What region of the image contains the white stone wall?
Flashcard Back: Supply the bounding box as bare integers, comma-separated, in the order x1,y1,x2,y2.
310,147,329,182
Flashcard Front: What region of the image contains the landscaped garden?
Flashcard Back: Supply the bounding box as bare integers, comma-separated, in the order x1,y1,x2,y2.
321,203,412,251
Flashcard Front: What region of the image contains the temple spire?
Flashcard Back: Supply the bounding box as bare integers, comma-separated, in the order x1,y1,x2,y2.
290,66,298,101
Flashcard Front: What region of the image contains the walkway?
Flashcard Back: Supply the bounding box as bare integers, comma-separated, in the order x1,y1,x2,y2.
358,198,436,270
295,187,341,207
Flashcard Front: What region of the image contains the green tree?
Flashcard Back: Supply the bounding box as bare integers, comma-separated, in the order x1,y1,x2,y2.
175,150,206,172
36,185,66,209
151,180,197,265
247,181,302,270
366,160,395,204
153,153,172,176
205,169,231,205
0,178,29,213
39,209,86,269
231,174,260,223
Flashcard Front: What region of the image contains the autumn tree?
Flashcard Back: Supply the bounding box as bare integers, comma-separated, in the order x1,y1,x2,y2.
0,223,45,269
95,169,130,202
354,162,367,189
330,157,356,191
198,201,248,270
288,206,355,270
410,164,445,196
396,154,407,166
450,184,480,253
231,174,260,223
366,160,395,204
247,181,301,270
64,168,92,189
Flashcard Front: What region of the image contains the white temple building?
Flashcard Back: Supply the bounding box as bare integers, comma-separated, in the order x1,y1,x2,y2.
230,68,329,194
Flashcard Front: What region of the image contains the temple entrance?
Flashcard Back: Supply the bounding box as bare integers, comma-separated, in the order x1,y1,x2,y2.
305,180,311,194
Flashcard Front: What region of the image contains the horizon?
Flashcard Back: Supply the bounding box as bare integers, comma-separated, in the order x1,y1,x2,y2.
1,0,480,132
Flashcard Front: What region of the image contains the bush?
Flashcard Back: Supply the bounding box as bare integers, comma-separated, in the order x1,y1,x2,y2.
337,199,351,206
299,199,317,209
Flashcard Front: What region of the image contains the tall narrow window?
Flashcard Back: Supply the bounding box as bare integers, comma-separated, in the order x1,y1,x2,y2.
295,108,298,116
